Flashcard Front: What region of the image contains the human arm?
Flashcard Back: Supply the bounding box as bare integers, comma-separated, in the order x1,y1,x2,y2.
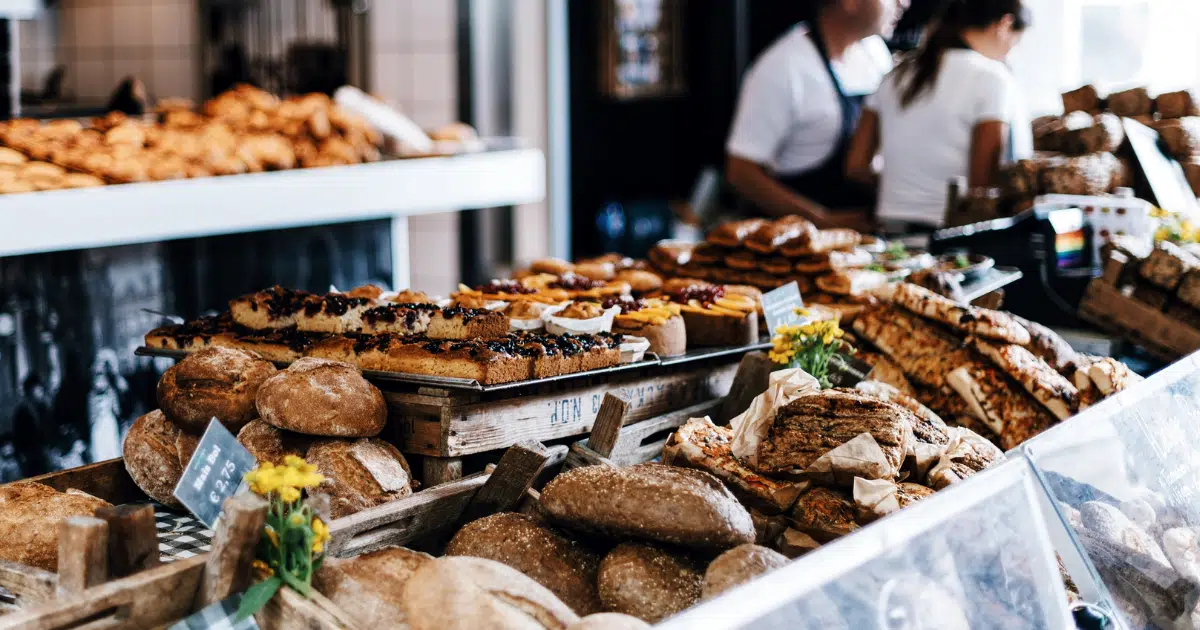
968,121,1009,188
725,155,837,224
846,108,881,186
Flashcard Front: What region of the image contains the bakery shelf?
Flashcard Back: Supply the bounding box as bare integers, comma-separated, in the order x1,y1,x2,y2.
0,142,545,258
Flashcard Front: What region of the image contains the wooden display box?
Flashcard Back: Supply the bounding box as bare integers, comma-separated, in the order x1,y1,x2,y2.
1078,252,1200,362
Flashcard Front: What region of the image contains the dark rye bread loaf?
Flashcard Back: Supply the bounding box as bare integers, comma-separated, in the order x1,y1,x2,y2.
123,409,200,507
255,357,386,437
596,543,703,623
307,437,415,519
539,463,754,550
756,389,914,478
401,556,580,630
0,482,111,571
157,346,277,434
446,513,604,615
314,546,433,629
702,544,789,600
236,419,313,464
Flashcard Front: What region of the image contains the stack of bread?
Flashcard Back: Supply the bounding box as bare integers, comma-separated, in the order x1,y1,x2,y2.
0,481,112,571
121,346,414,520
1110,239,1200,332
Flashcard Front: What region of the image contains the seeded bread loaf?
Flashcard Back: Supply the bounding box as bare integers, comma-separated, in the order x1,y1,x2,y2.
157,346,277,434
314,546,433,629
447,513,604,615
401,556,580,630
597,543,703,623
307,437,415,519
123,409,200,507
236,419,313,465
789,486,860,542
701,544,788,600
0,482,111,571
255,357,386,437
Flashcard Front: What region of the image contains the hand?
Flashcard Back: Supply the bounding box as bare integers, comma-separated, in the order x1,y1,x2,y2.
818,210,876,234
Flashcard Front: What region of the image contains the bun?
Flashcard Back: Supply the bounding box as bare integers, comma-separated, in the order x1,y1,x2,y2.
307,437,415,519
539,463,755,550
123,410,200,507
701,544,788,599
236,419,312,465
401,556,580,630
157,346,277,434
314,546,433,628
597,543,702,623
0,482,111,571
531,257,575,276
447,513,604,615
255,357,386,437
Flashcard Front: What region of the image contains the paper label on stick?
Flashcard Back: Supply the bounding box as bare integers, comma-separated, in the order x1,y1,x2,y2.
762,282,806,336
173,419,257,528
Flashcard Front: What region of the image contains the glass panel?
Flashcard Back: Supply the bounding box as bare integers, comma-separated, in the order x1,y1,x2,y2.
659,459,1071,630
1020,352,1200,629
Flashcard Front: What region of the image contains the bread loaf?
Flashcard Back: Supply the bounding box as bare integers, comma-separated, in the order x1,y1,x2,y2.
789,486,859,542
701,544,789,600
1062,85,1100,114
401,556,580,630
123,409,200,507
1156,90,1199,119
255,357,386,437
567,613,651,630
1107,87,1153,118
236,419,312,465
307,437,415,519
157,346,277,434
597,543,703,623
446,513,604,615
314,546,433,628
539,463,755,550
0,482,111,571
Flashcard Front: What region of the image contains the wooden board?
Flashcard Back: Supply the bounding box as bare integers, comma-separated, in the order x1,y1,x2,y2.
17,459,145,506
1079,256,1200,362
393,361,738,457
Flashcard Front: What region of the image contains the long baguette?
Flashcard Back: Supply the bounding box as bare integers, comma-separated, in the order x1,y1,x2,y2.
969,337,1079,421
893,283,1031,345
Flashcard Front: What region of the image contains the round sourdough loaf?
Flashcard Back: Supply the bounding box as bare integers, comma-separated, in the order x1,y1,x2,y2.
123,409,200,507
567,614,650,630
539,463,755,550
596,543,703,623
255,357,385,437
235,419,313,465
400,556,580,630
157,346,277,434
446,513,604,615
701,544,788,600
307,437,415,519
0,482,111,571
314,546,433,629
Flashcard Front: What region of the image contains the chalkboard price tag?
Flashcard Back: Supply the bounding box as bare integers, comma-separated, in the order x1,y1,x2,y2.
762,282,807,336
173,419,258,528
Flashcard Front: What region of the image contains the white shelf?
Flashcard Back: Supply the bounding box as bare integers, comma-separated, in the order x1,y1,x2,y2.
0,145,546,258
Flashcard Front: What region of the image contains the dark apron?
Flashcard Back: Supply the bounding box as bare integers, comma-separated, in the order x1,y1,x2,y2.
776,21,876,211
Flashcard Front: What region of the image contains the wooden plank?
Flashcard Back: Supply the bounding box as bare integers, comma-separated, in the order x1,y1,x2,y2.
534,444,569,488
585,393,631,458
1080,279,1200,360
325,474,489,557
718,352,772,424
398,363,738,457
15,459,144,506
421,457,464,487
257,586,353,630
94,504,159,578
0,554,206,630
565,443,616,470
56,517,108,597
1102,250,1129,285
198,493,268,608
0,560,57,604
459,442,551,525
610,398,723,459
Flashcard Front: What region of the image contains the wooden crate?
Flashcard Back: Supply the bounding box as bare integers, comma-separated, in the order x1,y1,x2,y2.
386,357,741,484
1078,252,1200,362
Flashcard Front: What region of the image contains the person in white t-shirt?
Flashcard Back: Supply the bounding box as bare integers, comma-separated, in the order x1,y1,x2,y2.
847,0,1032,230
725,0,906,230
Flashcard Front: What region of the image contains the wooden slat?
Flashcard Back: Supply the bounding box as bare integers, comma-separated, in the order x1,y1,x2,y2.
396,363,737,457
0,560,57,604
718,352,772,424
198,494,268,608
459,442,551,525
586,393,631,458
1080,280,1200,361
56,517,108,597
0,555,206,630
94,504,159,579
610,398,723,460
421,457,464,487
15,459,144,506
257,587,354,630
564,443,616,470
325,473,489,557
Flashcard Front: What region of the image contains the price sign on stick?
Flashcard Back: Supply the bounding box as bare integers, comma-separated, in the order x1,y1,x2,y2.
174,419,258,528
762,281,806,336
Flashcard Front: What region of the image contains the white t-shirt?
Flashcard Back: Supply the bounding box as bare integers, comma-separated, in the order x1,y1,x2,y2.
867,48,1034,226
726,25,893,176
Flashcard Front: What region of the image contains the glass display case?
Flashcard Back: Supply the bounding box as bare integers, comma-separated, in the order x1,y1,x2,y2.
659,458,1073,630
1019,352,1200,629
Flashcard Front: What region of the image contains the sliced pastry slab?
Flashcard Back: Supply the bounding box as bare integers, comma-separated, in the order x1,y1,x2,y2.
893,282,1031,344
969,337,1079,421
852,305,976,390
945,363,1057,450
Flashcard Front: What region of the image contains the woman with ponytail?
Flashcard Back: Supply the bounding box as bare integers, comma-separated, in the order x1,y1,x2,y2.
846,0,1032,229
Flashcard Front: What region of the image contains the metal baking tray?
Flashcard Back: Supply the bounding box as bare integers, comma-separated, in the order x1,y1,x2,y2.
657,340,772,367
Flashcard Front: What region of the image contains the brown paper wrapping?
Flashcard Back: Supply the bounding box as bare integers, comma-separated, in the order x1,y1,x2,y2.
805,432,894,487
729,368,821,468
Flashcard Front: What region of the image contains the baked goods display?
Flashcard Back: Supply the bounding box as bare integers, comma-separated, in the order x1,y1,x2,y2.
156,346,277,434
0,481,112,571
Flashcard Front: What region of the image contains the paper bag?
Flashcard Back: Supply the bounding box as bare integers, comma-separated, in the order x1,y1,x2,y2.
853,477,903,521
776,527,822,559
729,368,821,467
805,432,894,487
925,427,1004,490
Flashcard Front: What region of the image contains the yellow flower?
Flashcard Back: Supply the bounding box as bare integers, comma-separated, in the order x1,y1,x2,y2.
279,486,301,503
265,527,280,549
252,559,274,579
283,455,319,475
793,307,810,317
289,512,306,528
768,351,790,365
312,517,329,543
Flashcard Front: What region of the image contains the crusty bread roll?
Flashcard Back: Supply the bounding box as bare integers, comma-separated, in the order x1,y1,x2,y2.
702,544,789,600
314,546,433,628
597,543,703,623
539,463,755,550
307,437,415,519
157,346,277,434
236,419,312,465
255,357,386,437
401,556,580,630
123,409,200,507
567,613,650,630
0,482,111,571
447,513,603,615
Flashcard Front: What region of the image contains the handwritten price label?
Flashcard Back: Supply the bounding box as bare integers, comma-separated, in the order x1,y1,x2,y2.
173,419,258,527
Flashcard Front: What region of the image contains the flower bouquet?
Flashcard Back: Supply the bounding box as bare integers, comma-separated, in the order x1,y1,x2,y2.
768,309,853,389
